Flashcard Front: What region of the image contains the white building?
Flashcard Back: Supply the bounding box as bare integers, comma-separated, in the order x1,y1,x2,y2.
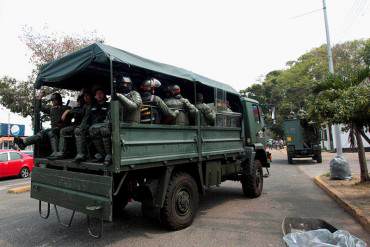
321,124,370,152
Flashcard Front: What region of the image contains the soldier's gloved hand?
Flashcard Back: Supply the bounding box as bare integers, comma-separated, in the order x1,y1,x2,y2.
174,110,179,117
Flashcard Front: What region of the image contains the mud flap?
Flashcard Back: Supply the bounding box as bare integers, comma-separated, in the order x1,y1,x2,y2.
31,167,113,221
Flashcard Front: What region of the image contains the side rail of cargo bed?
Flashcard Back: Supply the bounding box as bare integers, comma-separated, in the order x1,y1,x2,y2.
31,166,113,238
118,124,245,170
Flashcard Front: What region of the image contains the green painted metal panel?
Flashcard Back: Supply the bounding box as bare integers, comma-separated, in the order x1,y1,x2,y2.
119,124,198,166
283,119,304,150
31,167,112,221
201,127,244,156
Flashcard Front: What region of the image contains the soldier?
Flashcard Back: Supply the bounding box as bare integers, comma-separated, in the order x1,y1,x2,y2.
164,84,198,125
14,92,70,158
195,93,216,126
73,90,94,162
51,89,93,159
139,78,178,124
116,76,142,123
87,87,111,165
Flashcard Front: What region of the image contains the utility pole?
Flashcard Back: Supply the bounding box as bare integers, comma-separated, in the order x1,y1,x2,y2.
322,0,343,157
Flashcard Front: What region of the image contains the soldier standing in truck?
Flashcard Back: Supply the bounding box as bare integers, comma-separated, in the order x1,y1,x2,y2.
195,93,216,126
139,78,178,124
115,76,142,124
164,84,198,125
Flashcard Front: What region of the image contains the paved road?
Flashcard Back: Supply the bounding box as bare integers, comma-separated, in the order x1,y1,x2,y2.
0,151,369,247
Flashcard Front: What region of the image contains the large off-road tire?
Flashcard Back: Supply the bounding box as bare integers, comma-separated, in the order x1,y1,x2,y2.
315,153,322,163
160,172,199,230
288,155,293,164
112,189,129,218
241,160,263,198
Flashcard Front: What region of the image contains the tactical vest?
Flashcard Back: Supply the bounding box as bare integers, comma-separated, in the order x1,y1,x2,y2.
89,102,110,125
140,94,160,124
164,96,189,125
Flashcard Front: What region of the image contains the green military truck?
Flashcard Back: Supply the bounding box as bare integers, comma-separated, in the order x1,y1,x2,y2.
30,43,271,238
283,117,322,164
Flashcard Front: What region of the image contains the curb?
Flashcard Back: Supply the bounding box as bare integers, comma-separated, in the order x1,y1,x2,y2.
314,176,370,233
7,185,31,194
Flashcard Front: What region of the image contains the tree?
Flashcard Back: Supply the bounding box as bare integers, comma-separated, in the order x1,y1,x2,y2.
242,38,370,138
0,26,104,118
308,69,370,182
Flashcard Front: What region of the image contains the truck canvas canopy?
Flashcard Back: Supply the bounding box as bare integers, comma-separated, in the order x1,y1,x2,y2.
35,42,239,96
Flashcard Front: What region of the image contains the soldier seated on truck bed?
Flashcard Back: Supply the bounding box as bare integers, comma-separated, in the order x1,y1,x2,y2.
14,92,70,158
88,87,112,165
164,84,198,125
73,89,95,162
139,78,179,124
51,89,93,160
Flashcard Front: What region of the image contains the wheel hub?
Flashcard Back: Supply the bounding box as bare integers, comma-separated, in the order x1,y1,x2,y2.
176,190,190,215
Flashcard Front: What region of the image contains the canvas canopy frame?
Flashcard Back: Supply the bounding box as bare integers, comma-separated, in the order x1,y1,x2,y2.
34,43,239,97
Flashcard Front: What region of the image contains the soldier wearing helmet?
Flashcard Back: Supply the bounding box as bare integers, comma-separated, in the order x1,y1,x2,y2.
14,91,70,158
51,89,93,160
195,93,216,126
139,78,178,124
116,76,142,123
164,84,198,125
85,86,112,165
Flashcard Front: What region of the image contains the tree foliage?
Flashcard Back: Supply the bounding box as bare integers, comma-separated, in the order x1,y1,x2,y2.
0,26,104,118
243,39,370,139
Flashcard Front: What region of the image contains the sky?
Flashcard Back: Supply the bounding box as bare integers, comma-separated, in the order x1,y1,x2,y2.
0,0,369,92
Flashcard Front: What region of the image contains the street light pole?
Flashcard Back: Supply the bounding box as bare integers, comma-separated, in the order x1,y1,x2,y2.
322,0,343,156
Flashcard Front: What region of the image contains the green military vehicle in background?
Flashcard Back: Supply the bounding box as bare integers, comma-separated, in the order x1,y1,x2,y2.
30,43,271,238
283,111,322,164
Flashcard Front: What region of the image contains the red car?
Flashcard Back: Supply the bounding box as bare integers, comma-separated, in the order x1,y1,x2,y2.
0,150,34,178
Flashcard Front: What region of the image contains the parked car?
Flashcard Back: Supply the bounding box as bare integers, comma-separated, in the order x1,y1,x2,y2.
0,150,34,178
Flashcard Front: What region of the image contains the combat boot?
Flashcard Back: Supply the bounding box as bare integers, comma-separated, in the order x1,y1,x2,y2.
15,135,41,150
49,136,68,160
102,136,112,166
48,136,59,158
14,137,26,150
73,135,87,163
91,138,105,163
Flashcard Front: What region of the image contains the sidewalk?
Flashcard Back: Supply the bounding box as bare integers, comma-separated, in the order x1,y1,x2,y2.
315,175,370,233
269,148,370,233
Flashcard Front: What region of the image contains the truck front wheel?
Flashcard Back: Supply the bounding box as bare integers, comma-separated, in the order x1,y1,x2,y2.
241,160,263,198
160,172,199,230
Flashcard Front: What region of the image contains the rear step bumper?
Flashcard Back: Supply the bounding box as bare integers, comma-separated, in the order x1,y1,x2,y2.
31,167,113,221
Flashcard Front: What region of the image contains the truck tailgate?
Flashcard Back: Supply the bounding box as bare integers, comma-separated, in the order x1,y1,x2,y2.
31,167,112,221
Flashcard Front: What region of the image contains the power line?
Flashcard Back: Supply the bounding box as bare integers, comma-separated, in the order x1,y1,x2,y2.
289,8,323,20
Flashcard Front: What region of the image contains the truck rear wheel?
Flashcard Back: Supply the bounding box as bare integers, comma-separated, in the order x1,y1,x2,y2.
288,155,293,164
112,193,129,218
241,160,263,198
315,154,322,163
160,172,199,230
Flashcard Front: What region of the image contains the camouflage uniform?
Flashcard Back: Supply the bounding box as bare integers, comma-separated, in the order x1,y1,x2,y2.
164,95,198,125
117,90,142,123
15,95,69,157
140,92,178,124
51,103,85,159
196,102,216,126
73,103,93,162
88,101,111,164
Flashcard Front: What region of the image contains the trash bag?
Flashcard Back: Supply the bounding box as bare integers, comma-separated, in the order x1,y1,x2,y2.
330,156,351,180
283,229,367,247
